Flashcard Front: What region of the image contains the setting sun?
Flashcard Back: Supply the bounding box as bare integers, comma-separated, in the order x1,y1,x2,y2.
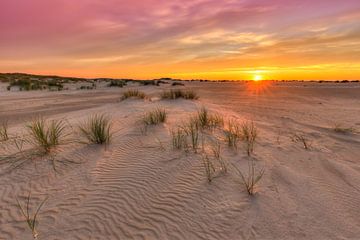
253,75,263,81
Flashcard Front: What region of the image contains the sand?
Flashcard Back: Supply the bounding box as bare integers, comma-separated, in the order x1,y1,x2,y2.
0,81,359,239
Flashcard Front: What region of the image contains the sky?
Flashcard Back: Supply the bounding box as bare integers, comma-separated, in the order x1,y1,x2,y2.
0,0,360,80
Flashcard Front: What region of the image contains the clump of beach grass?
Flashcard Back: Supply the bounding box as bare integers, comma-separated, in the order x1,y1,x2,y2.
16,191,48,239
210,140,227,173
27,118,68,154
160,89,199,100
79,114,112,144
142,108,167,126
108,80,126,88
0,121,9,141
333,123,355,134
291,133,311,150
182,118,200,152
196,107,223,130
140,107,167,134
171,128,188,150
120,89,146,101
224,119,242,148
202,154,216,183
240,121,258,156
233,159,265,195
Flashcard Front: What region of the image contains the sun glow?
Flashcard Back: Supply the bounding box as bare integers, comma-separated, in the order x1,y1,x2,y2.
253,75,263,81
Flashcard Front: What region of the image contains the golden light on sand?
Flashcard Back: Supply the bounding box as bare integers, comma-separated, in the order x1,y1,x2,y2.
246,79,271,95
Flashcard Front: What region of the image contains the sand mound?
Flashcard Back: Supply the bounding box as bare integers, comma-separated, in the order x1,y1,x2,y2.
1,82,359,239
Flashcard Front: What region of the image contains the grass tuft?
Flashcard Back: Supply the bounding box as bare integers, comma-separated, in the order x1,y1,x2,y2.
16,191,48,239
142,108,167,126
210,141,227,173
196,107,224,130
171,128,188,150
333,123,355,134
27,118,67,154
79,114,112,144
121,89,146,100
182,118,200,152
108,80,126,88
233,159,264,195
161,89,199,100
291,133,311,150
240,121,258,156
224,119,241,148
202,154,216,183
0,121,9,141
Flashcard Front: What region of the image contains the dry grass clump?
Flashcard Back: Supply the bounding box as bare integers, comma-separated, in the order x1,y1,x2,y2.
233,159,264,195
161,89,199,100
121,89,146,100
240,121,258,156
210,141,227,173
291,133,311,150
141,108,167,134
224,119,242,148
142,108,167,126
27,118,68,154
196,107,224,130
171,128,188,150
182,118,200,152
333,123,355,134
0,121,9,141
79,114,112,144
16,191,48,239
202,140,227,183
202,154,216,182
224,119,258,154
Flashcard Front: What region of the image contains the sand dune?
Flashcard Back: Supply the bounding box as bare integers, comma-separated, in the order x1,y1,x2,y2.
0,82,359,239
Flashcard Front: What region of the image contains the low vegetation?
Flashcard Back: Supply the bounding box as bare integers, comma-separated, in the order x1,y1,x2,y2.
171,128,188,150
333,123,355,134
233,159,265,195
224,119,242,148
195,107,223,130
27,118,68,154
210,141,227,173
202,154,216,182
291,133,311,150
79,85,95,90
138,80,158,86
160,89,199,100
121,89,146,100
182,118,200,152
16,191,48,239
0,121,9,141
108,80,126,88
79,114,112,144
171,82,185,86
141,108,167,134
7,79,63,91
241,121,258,156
